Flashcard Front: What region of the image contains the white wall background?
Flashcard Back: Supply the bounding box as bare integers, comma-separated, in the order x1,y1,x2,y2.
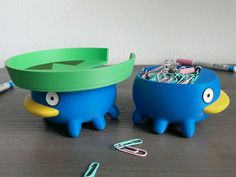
0,0,236,68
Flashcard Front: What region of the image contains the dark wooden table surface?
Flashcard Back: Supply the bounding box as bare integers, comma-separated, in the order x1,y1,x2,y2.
0,66,235,177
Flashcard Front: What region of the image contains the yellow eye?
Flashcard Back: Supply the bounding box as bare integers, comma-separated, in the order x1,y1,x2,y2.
46,92,59,106
203,88,214,103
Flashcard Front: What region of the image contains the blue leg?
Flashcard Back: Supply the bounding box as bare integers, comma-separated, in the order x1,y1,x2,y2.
132,110,144,124
181,119,195,138
92,116,106,130
108,104,119,119
153,119,168,134
67,120,81,138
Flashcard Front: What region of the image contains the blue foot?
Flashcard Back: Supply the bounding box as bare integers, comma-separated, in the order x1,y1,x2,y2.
92,116,106,130
153,119,168,134
132,110,144,124
108,104,119,119
181,119,195,138
67,120,81,138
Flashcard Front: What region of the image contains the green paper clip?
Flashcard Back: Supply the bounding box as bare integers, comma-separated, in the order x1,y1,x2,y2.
83,162,100,177
114,138,143,149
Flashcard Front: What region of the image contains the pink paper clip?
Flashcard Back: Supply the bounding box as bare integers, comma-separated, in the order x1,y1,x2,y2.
141,69,148,79
141,73,147,79
117,146,147,157
179,67,195,74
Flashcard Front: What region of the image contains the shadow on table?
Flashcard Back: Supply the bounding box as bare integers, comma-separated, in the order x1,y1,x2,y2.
132,118,185,138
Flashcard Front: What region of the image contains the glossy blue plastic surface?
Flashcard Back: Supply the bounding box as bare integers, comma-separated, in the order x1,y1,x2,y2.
132,67,221,138
31,85,119,137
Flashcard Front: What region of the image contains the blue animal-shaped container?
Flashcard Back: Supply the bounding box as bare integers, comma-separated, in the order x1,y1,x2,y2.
132,66,230,138
24,85,118,137
6,48,135,138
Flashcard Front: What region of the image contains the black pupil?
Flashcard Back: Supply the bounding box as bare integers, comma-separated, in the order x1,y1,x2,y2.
50,97,54,100
207,94,210,97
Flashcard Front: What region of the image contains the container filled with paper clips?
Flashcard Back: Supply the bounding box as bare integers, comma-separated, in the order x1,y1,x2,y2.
5,48,135,138
132,60,230,138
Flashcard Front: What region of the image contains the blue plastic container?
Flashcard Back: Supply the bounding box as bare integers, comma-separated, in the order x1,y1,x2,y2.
24,85,119,137
132,66,230,138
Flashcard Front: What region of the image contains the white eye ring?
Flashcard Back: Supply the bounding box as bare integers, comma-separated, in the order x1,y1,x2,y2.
46,92,59,106
203,88,214,103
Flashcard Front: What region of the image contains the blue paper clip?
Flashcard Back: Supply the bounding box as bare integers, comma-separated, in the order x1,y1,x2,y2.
113,138,142,149
83,162,100,177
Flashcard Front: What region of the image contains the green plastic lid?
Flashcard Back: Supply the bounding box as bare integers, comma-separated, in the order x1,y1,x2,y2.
5,48,135,92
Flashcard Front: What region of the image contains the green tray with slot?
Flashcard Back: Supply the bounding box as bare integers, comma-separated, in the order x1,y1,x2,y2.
5,48,135,92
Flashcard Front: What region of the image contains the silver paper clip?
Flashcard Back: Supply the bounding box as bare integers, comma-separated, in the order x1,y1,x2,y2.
114,139,147,157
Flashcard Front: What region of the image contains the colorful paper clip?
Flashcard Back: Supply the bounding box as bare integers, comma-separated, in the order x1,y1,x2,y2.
114,139,147,157
141,59,201,84
113,138,142,149
117,146,147,157
83,162,100,177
